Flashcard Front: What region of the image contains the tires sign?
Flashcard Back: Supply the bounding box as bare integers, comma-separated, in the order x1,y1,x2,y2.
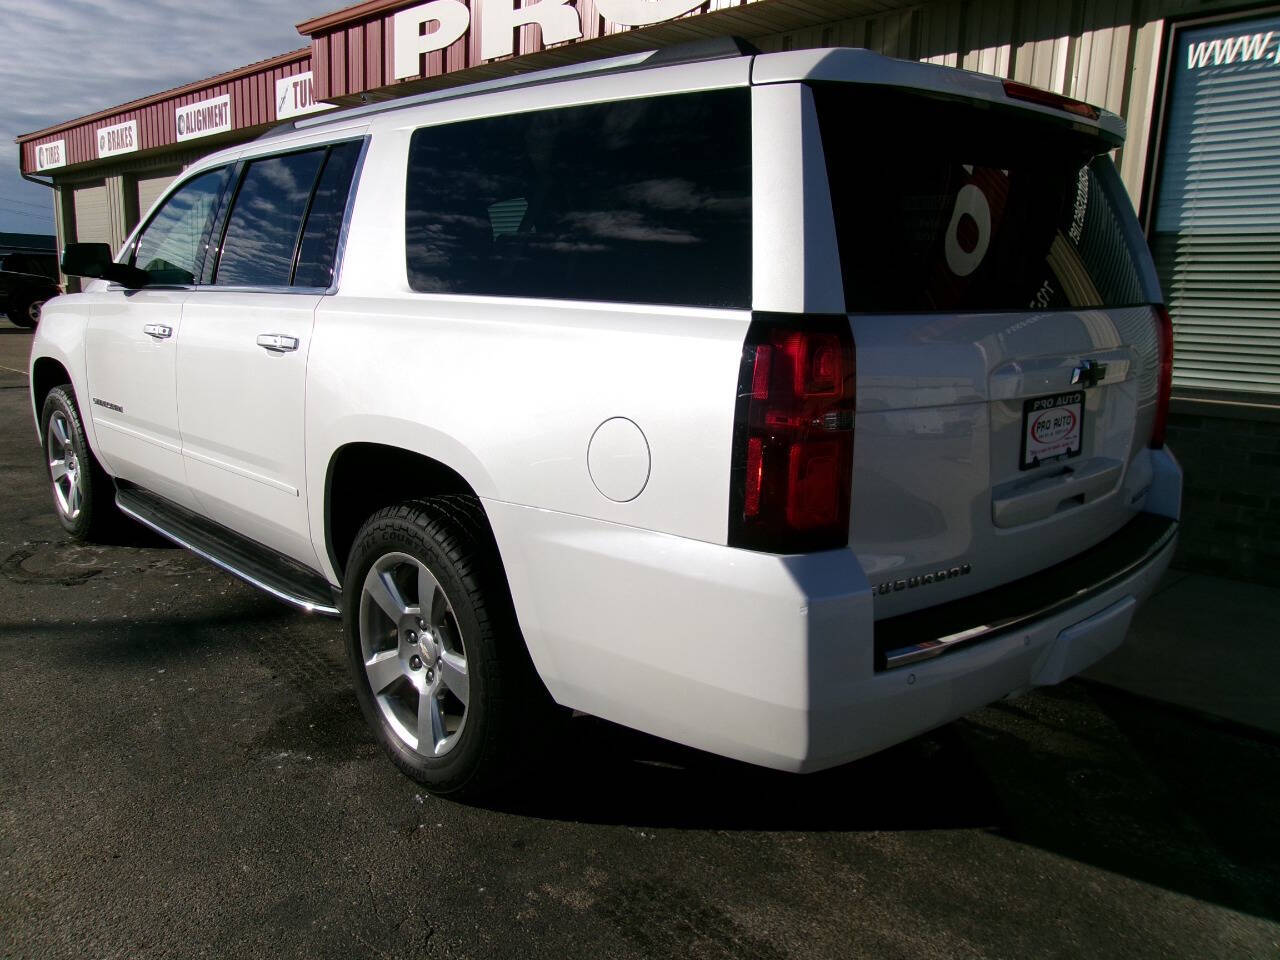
96,120,138,159
35,140,66,171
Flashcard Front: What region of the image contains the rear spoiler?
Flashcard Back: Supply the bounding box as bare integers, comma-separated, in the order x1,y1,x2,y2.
751,48,1125,147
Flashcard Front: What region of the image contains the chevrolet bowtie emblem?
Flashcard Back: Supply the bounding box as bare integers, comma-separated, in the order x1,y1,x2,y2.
1071,359,1108,388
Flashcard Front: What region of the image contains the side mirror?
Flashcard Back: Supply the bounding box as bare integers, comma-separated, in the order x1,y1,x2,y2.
61,242,150,288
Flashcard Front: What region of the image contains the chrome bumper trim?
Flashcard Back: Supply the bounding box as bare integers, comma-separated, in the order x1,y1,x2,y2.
881,516,1178,670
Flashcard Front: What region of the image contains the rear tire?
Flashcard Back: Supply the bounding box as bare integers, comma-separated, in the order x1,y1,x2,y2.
40,385,118,540
343,496,552,798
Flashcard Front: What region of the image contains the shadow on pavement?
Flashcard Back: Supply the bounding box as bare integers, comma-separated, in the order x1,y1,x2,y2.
97,515,177,549
499,713,1002,833
486,681,1280,924
987,683,1280,925
9,576,1277,926
0,602,303,664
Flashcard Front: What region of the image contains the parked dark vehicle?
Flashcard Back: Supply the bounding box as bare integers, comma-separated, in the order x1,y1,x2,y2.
0,252,61,328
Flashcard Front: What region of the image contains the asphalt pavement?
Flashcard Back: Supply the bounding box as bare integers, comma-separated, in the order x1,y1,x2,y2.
1,317,1277,959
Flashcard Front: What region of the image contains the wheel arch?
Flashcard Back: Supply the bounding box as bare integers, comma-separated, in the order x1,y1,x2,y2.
31,356,73,441
324,442,489,582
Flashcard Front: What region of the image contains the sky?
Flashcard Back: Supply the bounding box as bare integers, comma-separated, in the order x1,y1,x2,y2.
0,0,327,236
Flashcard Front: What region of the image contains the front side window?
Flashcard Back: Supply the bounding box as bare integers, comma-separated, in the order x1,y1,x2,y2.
131,167,230,285
405,89,752,308
215,149,327,287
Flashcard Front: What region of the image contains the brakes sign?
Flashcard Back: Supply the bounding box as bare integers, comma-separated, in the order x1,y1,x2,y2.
1021,391,1084,469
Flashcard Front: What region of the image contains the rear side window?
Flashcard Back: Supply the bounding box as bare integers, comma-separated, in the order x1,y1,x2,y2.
293,140,363,288
814,85,1147,313
215,149,327,287
405,89,752,308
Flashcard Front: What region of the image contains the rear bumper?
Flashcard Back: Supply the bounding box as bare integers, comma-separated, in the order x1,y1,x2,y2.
805,524,1174,771
875,512,1177,670
483,454,1180,773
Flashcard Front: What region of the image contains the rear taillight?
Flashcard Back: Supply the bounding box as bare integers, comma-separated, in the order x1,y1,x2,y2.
729,316,855,553
1152,304,1174,449
1002,80,1101,121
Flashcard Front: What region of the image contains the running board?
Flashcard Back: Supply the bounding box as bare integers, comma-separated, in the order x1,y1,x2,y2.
116,486,341,616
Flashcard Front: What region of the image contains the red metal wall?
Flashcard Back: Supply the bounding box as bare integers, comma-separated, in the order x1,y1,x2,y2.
309,0,731,101
20,0,769,173
20,52,312,175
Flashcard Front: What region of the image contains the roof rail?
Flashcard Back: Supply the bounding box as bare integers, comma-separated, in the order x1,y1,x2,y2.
645,35,760,66
254,120,298,142
284,36,758,134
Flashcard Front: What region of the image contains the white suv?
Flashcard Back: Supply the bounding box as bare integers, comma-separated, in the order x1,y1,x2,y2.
30,41,1182,796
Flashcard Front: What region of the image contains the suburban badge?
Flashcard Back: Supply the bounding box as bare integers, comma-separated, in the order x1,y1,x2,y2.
874,563,972,596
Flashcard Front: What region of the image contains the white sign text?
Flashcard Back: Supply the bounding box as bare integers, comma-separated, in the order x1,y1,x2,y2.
392,0,705,79
276,72,334,120
35,140,66,171
175,94,232,142
96,120,138,159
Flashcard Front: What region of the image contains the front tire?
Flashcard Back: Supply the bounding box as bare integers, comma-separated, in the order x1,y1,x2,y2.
41,385,118,540
9,292,48,329
343,497,550,798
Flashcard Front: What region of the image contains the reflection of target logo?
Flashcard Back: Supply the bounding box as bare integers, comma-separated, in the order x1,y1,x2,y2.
944,184,991,277
1031,408,1077,444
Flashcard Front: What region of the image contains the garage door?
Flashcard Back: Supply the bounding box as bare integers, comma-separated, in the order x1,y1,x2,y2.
136,171,177,224
72,182,111,246
1149,12,1280,397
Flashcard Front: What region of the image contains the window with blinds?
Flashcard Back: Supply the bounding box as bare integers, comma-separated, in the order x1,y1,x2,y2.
1150,12,1280,398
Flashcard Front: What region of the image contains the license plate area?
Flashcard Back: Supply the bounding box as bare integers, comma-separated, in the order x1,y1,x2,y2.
1021,391,1084,470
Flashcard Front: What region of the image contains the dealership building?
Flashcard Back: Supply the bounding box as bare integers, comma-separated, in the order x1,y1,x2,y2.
15,0,1280,581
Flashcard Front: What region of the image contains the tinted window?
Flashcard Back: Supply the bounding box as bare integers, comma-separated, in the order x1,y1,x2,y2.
814,86,1147,313
132,168,230,285
293,140,363,288
405,89,751,307
215,149,325,287
2,253,56,278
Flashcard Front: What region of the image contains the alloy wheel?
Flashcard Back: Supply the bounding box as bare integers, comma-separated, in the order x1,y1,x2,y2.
358,551,470,757
46,411,83,520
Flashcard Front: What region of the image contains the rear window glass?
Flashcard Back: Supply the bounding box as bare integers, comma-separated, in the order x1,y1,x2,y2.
813,85,1147,313
405,89,751,308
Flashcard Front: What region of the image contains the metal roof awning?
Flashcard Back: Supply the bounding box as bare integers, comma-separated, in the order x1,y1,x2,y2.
300,0,917,104
16,49,319,177
16,0,921,176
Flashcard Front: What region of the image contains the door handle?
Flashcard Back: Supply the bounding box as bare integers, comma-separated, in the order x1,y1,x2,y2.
143,323,173,340
256,334,299,353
